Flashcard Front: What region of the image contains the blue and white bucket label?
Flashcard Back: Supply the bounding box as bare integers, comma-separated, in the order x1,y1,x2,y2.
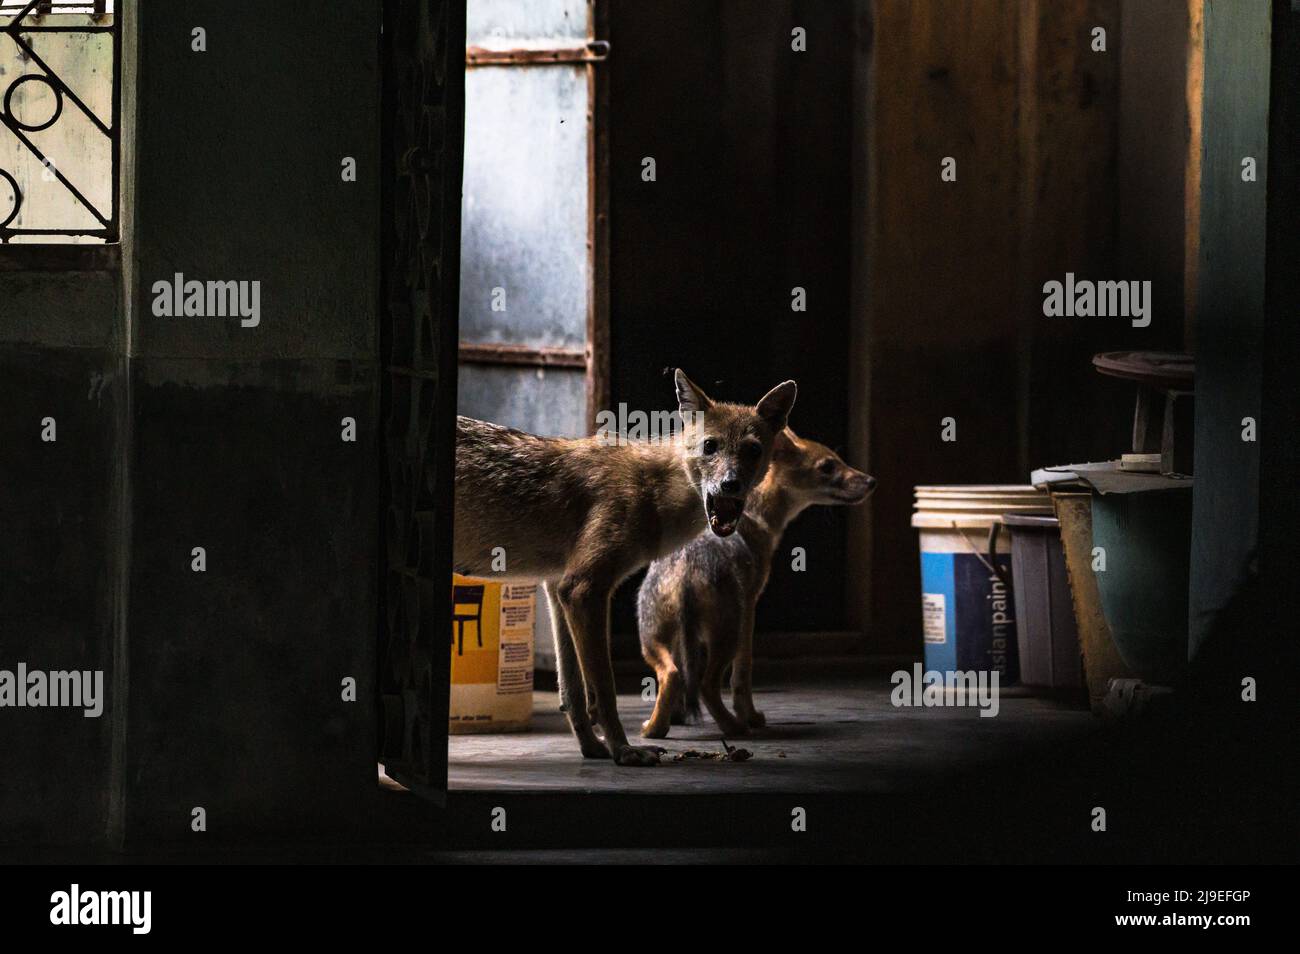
921,551,1019,684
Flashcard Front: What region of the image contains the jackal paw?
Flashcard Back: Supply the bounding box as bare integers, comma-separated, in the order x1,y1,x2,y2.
611,743,664,767
746,709,766,729
579,737,611,759
640,719,669,739
712,710,749,737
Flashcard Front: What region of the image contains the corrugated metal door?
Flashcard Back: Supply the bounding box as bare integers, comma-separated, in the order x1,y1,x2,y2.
457,0,609,438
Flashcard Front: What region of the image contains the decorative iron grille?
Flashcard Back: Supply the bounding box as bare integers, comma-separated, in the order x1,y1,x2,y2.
0,0,119,243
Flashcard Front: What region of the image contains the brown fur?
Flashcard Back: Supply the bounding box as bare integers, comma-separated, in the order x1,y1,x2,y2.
637,429,875,738
453,370,796,766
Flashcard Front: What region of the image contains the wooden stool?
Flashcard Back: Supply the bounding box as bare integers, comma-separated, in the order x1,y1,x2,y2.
1092,351,1195,475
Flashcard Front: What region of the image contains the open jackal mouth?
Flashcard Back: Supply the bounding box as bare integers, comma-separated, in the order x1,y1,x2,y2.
705,493,744,537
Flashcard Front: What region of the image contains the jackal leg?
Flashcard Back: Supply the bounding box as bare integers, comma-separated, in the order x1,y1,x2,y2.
640,631,682,739
700,624,748,737
731,599,765,728
542,580,608,759
557,571,663,766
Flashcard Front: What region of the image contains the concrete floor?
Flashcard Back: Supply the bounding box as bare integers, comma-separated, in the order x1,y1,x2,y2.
446,674,1097,794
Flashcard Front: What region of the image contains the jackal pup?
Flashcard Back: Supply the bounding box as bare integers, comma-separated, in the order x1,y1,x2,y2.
454,370,797,766
637,429,875,738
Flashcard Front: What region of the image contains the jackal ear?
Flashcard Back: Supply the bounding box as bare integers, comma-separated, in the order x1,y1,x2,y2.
757,380,797,431
674,369,713,416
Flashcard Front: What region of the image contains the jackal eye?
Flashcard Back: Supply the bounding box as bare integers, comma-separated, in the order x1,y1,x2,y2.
818,459,836,475
740,440,762,461
702,438,718,455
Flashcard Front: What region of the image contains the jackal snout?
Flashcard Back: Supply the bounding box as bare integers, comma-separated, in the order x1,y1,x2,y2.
673,369,797,537
771,428,877,507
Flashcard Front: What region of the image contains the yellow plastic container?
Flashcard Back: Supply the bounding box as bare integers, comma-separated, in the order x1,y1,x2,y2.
449,574,536,733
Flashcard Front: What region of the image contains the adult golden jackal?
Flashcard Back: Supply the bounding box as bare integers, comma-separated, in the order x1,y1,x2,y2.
453,370,797,766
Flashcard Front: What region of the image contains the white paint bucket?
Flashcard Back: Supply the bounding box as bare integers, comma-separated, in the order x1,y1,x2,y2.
911,486,1053,682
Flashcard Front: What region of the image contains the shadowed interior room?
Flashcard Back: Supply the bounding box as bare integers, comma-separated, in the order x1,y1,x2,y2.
1,0,1295,865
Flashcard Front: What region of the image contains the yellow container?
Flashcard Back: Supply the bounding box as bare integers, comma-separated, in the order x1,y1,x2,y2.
449,574,536,733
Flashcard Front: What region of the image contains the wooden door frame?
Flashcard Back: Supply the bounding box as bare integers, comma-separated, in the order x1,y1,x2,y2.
377,0,465,804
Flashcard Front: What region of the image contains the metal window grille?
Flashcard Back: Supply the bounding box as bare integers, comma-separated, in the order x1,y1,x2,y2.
0,0,120,244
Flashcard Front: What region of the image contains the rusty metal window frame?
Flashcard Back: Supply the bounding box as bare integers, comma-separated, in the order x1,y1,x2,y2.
458,3,610,433
0,0,121,267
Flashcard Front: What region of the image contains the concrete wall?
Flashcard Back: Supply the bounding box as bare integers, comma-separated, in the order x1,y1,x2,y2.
0,3,133,849
1,0,387,847
0,272,123,843
121,0,382,843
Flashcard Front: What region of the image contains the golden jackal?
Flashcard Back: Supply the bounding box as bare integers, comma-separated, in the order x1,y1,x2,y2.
637,428,875,738
453,370,797,766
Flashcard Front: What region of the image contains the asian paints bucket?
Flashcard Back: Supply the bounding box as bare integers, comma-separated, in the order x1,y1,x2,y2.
912,486,1053,683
